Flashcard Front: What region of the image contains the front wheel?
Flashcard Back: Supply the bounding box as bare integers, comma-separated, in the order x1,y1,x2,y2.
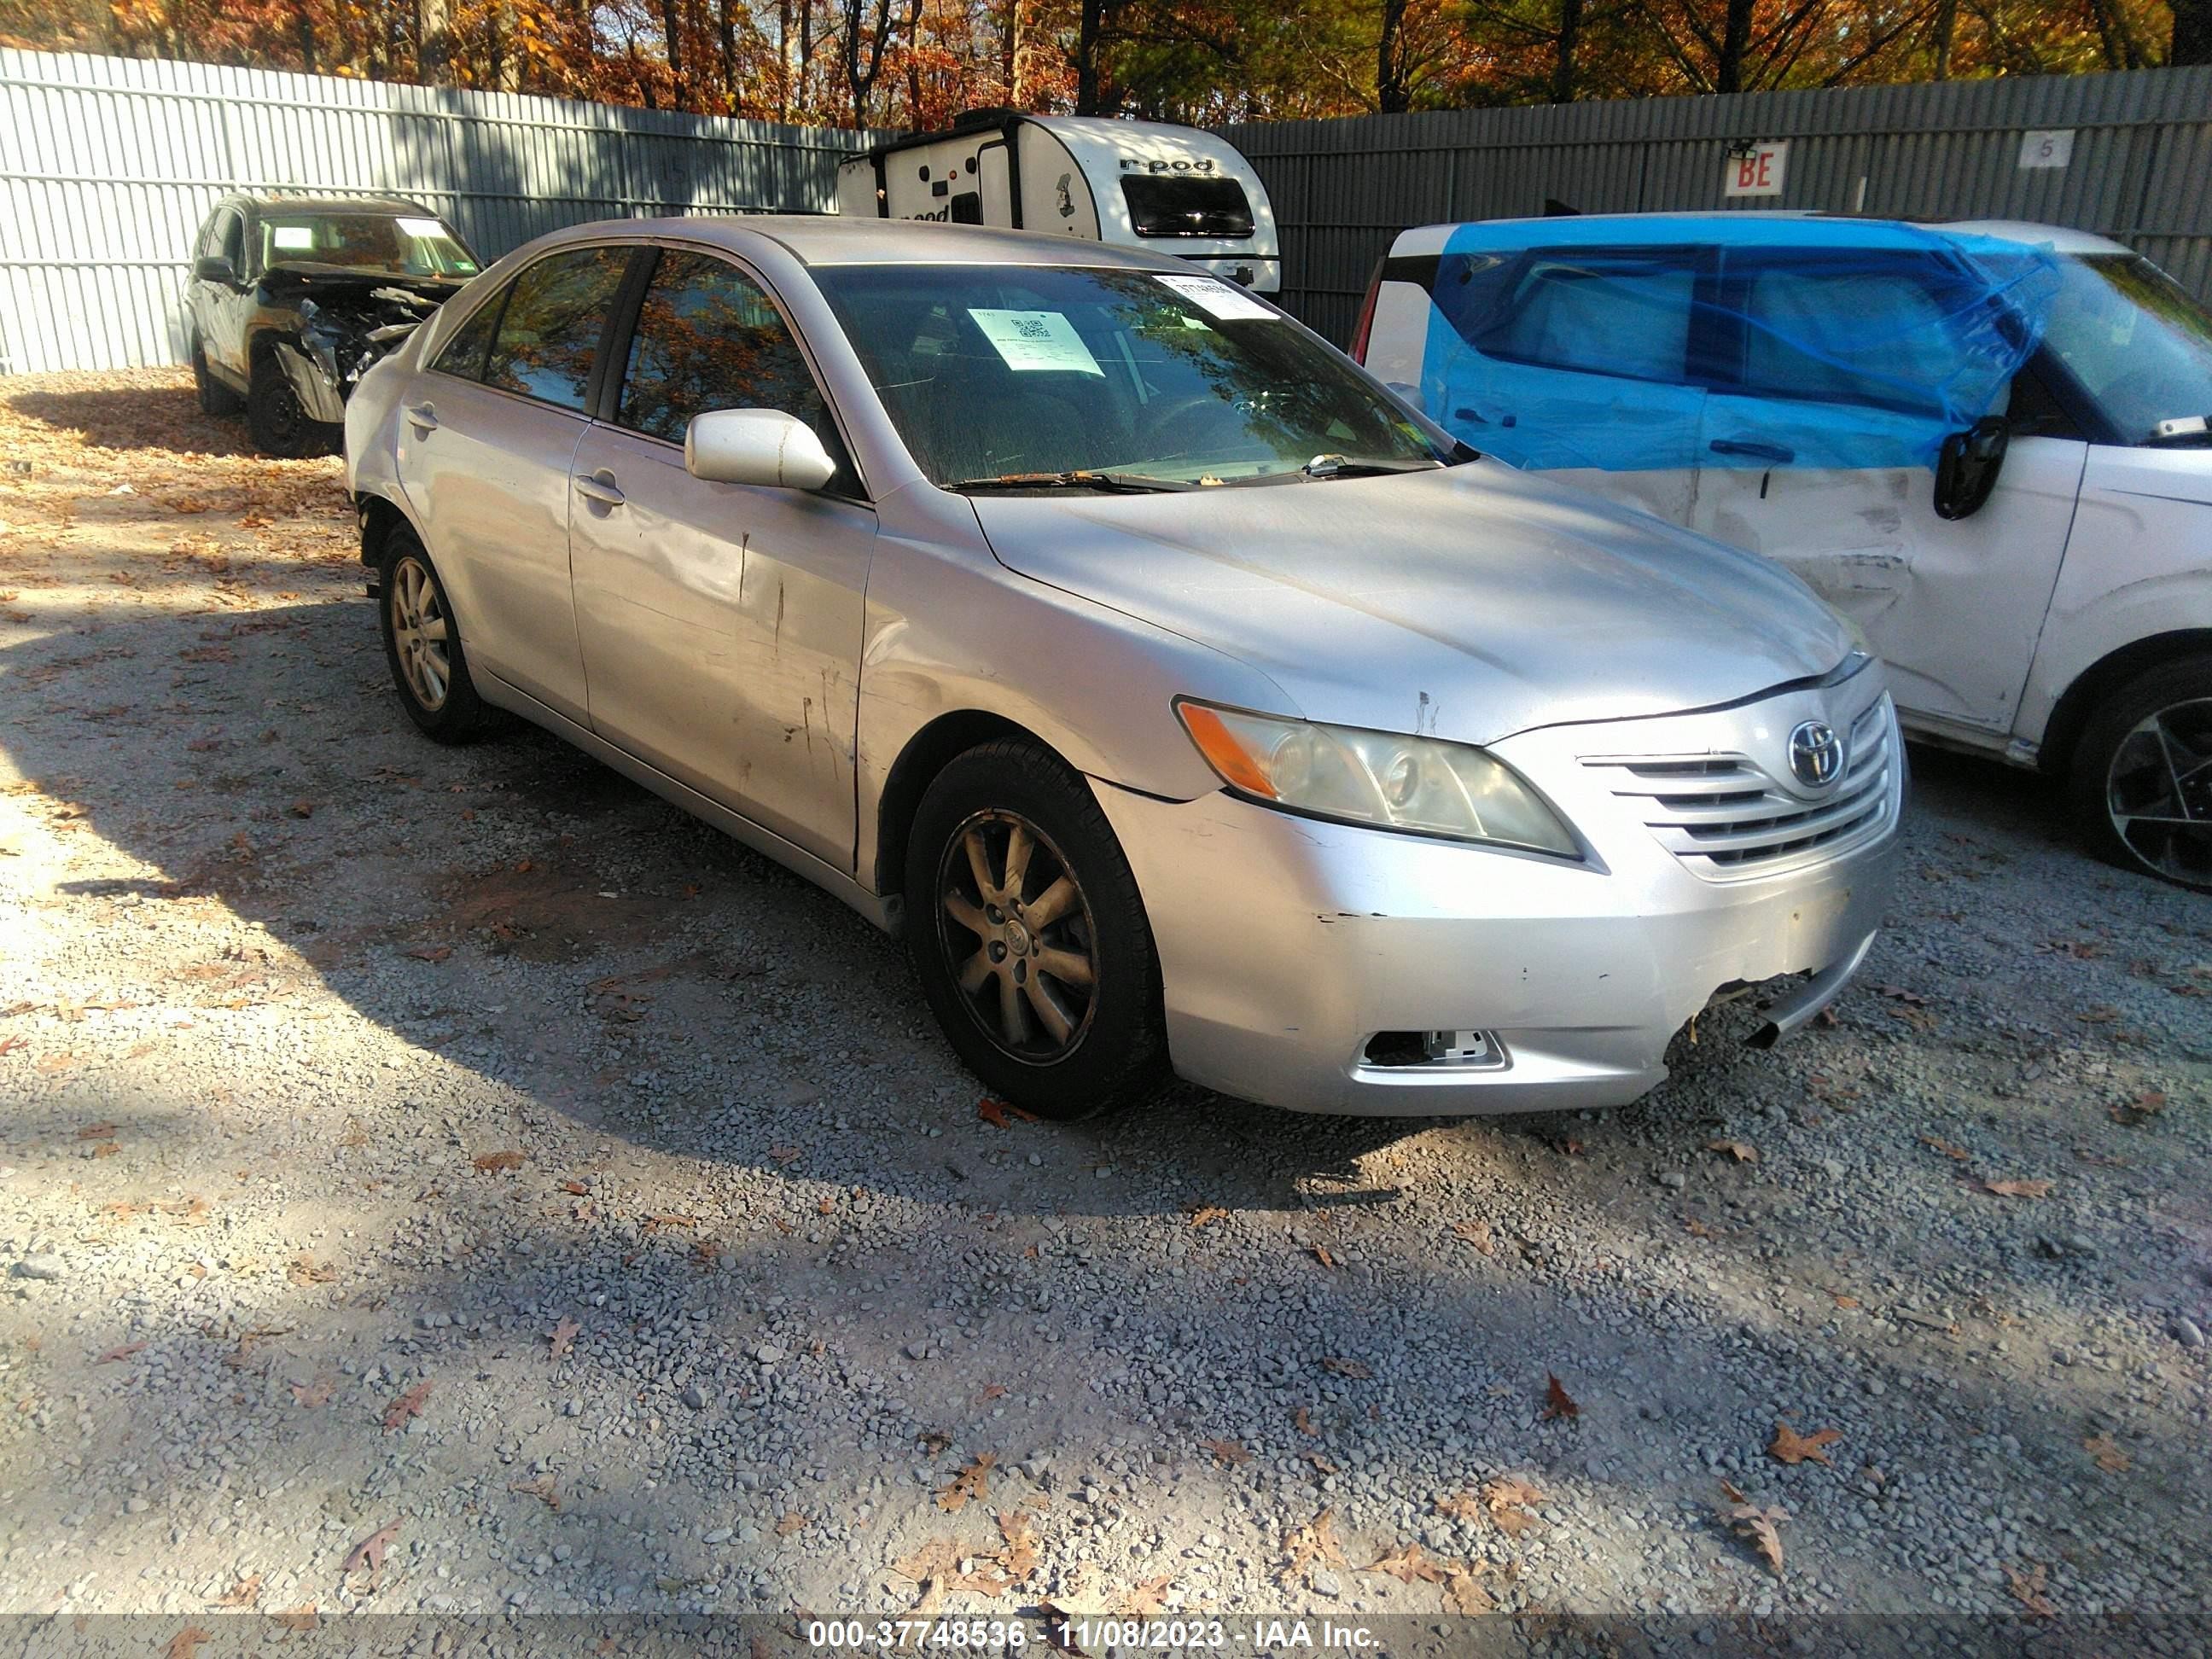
376,532,504,743
2067,657,2212,891
248,349,339,458
904,739,1166,1121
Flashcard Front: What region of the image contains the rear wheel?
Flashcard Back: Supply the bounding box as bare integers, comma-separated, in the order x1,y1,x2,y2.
248,349,339,457
904,739,1165,1121
376,531,504,743
2067,657,2212,892
191,338,242,416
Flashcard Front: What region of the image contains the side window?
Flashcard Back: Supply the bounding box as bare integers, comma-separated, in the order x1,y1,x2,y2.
432,283,510,381
1734,256,1952,414
617,249,831,448
481,246,632,412
1483,253,1697,382
217,211,245,270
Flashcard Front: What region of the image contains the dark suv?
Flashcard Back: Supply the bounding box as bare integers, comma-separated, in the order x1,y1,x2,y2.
185,194,481,456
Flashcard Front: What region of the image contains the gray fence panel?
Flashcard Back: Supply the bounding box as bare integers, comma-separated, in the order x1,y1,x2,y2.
0,46,881,374
1227,66,2212,346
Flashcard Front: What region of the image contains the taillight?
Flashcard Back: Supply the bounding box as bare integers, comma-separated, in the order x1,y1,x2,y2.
1348,259,1383,364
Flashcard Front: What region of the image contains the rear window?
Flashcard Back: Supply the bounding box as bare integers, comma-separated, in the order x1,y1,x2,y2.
1120,174,1254,240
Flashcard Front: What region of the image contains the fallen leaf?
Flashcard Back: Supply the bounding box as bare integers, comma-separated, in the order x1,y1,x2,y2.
270,1607,319,1633
1919,1135,1971,1161
287,1253,335,1285
208,1574,262,1607
1705,1138,1759,1162
1768,1422,1842,1466
550,1316,580,1359
2083,1434,2130,1473
1982,1178,2053,1199
473,1150,524,1173
1451,1219,1494,1254
1310,1244,1337,1269
407,945,451,963
1302,1450,1339,1474
1119,1572,1175,1616
777,1511,807,1537
1293,1406,1317,1436
1443,1562,1493,1614
1280,1508,1348,1585
1321,1356,1371,1379
2110,1091,2167,1126
562,1179,589,1195
1719,1478,1749,1504
1542,1373,1580,1420
509,1475,562,1514
935,1451,996,1513
767,1144,802,1165
165,1627,212,1659
1726,1500,1788,1578
382,1378,431,1431
981,1383,1007,1402
1484,1476,1545,1534
95,1341,147,1364
341,1520,401,1575
977,1097,1011,1129
1186,1204,1227,1228
290,799,314,818
1202,1437,1251,1467
1834,1293,1861,1309
1434,1491,1485,1522
76,1121,118,1139
2004,1562,2056,1618
1365,1540,1447,1584
289,1373,336,1409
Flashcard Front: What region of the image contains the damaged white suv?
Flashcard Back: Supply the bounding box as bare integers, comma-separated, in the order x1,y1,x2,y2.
184,193,481,457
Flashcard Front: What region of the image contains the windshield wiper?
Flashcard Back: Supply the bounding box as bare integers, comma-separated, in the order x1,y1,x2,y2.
952,470,1195,494
1300,453,1444,479
2144,415,2212,446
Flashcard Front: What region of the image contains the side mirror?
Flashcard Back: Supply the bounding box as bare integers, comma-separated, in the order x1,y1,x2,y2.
684,408,837,491
193,255,238,285
1933,415,2008,521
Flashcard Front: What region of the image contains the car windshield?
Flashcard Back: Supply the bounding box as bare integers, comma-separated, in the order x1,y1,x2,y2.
2039,253,2212,444
258,212,480,279
812,264,1452,488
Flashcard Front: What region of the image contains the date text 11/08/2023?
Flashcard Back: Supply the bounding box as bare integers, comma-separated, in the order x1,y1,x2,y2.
806,1621,1383,1650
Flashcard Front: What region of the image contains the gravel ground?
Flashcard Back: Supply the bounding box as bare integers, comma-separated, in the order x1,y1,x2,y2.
1,368,2209,1632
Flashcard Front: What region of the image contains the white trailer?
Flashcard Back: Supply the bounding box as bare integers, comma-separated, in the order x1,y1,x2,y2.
835,111,1279,294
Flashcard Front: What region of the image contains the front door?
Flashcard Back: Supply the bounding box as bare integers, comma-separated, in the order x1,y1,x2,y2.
1691,253,2082,735
568,246,876,867
395,243,633,723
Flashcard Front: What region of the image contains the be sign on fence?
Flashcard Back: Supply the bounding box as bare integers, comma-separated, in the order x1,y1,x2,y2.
1723,141,1789,199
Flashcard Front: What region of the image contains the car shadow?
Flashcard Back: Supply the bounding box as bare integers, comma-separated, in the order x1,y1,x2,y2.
0,381,265,459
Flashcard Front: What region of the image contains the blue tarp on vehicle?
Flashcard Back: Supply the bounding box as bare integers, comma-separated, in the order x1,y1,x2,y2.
1418,216,2061,472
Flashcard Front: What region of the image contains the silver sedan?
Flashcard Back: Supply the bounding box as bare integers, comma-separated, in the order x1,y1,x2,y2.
345,217,1901,1121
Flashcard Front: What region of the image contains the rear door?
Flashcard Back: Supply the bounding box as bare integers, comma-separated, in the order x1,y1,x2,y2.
394,242,634,724
568,245,876,866
1692,247,2083,733
1417,242,1714,526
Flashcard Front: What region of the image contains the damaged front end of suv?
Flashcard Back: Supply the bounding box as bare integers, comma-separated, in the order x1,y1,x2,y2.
266,275,453,429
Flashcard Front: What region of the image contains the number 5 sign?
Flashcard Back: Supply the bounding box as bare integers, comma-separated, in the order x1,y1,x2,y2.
1723,141,1789,199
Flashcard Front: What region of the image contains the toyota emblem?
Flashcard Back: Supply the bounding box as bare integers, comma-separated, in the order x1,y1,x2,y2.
1787,720,1846,789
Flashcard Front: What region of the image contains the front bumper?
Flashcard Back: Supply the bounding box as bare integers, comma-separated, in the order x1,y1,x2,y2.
1093,682,1902,1116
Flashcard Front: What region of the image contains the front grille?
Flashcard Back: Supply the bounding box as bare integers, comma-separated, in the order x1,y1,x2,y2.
1585,697,1897,880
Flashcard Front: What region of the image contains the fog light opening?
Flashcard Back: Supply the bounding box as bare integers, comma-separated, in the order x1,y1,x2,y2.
1363,1028,1500,1068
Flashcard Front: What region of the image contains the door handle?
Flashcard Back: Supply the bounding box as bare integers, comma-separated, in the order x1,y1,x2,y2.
404,403,439,434
574,470,626,506
1709,437,1795,465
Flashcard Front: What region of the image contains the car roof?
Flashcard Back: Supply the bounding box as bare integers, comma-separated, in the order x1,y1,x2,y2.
536,213,1178,271
1388,212,2132,259
223,193,447,218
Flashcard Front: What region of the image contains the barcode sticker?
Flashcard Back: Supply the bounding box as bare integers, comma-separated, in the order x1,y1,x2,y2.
967,309,1103,375
1154,274,1277,321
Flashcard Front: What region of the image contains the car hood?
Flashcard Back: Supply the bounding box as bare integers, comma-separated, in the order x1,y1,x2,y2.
968,460,1856,746
261,264,466,306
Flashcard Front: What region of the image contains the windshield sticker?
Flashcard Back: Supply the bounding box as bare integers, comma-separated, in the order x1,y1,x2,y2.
395,217,446,239
270,226,317,251
967,309,1103,375
1154,274,1277,321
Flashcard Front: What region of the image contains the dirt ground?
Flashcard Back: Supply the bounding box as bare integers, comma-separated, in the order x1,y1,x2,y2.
1,369,2208,1640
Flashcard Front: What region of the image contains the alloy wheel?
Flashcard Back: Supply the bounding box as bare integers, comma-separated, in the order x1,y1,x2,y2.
2104,696,2212,887
390,556,452,713
935,809,1099,1062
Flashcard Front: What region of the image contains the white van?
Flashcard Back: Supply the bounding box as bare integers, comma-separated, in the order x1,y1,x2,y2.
1356,213,2212,890
835,110,1280,294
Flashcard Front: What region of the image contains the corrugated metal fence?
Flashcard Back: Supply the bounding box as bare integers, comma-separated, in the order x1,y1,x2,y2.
0,47,877,374
1225,67,2212,346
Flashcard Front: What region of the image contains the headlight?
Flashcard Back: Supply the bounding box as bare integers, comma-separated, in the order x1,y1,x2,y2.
1175,700,1580,858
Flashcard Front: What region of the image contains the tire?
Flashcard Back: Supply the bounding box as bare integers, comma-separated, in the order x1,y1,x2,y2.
376,530,504,743
247,347,340,458
904,739,1165,1121
2065,655,2212,892
191,338,243,416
